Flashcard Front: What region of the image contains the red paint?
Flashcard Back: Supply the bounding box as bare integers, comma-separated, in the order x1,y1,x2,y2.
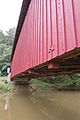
11,0,80,78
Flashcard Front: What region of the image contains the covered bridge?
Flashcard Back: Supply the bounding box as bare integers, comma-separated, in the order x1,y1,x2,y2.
11,0,80,80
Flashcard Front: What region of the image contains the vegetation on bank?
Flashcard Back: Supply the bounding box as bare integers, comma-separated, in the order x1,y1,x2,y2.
0,80,16,91
0,74,80,92
31,75,80,90
30,78,54,90
52,75,80,90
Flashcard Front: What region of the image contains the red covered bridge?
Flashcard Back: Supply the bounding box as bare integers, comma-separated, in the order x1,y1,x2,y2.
11,0,80,80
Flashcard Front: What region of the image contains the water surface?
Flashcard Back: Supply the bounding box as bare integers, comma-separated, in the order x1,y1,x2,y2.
0,91,80,120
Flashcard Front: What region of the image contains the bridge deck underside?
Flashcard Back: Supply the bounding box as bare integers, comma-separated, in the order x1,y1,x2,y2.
12,49,80,80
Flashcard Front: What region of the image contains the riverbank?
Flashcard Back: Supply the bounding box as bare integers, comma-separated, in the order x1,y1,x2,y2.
0,77,16,92
0,75,80,92
30,75,80,91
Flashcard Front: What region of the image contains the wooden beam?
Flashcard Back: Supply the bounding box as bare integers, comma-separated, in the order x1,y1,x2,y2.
48,61,60,69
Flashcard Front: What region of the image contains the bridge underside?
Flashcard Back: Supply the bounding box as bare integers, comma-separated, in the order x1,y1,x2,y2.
12,48,80,81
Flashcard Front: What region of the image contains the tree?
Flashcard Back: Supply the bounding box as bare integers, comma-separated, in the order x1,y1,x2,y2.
0,30,5,44
0,27,16,71
5,27,16,46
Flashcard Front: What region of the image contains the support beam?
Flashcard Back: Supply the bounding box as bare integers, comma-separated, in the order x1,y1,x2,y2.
48,61,60,69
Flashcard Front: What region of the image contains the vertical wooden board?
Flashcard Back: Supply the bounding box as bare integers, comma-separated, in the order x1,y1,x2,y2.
38,0,41,64
21,21,25,70
33,0,36,66
11,47,16,75
28,8,31,68
18,37,22,72
33,0,35,67
41,0,48,63
30,3,33,68
22,28,26,70
22,17,28,70
20,28,24,70
17,5,30,72
46,0,52,61
24,16,28,70
37,0,40,64
29,4,32,68
34,0,37,66
36,0,38,65
26,14,29,68
26,13,30,69
36,0,39,65
41,0,44,62
50,0,58,58
56,0,66,55
31,0,34,67
29,10,31,68
21,24,25,69
39,0,43,64
31,1,34,67
12,35,22,75
72,0,80,47
43,0,48,62
35,0,38,65
15,36,21,73
26,15,29,68
63,0,76,52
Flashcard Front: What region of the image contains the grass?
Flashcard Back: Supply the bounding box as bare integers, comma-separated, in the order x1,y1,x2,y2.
30,75,80,91
48,75,80,90
0,80,16,91
30,78,55,90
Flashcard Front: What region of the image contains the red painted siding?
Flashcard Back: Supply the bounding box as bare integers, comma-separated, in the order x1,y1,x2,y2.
11,0,80,78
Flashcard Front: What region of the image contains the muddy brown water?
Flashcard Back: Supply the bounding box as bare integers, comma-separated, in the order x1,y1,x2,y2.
0,91,80,120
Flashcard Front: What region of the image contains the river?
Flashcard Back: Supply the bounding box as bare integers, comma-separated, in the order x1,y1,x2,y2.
0,91,80,120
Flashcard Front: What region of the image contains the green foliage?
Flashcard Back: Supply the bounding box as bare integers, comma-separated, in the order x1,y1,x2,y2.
30,75,80,90
31,79,54,89
0,81,16,91
0,28,15,72
4,28,15,46
0,45,12,63
51,75,80,90
64,75,80,86
0,30,5,44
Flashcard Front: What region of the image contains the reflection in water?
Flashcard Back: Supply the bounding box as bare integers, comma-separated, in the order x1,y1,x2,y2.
0,91,80,120
4,96,9,111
